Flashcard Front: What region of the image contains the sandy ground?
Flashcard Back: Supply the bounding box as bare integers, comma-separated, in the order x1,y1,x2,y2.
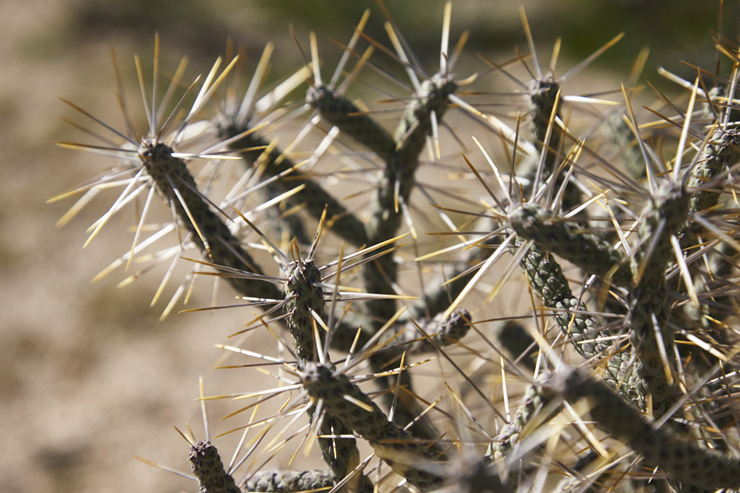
1,1,724,492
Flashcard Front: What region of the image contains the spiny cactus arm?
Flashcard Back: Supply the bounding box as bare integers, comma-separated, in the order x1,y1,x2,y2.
361,72,459,329
336,73,459,448
687,127,739,216
604,110,646,180
517,238,642,408
518,77,582,214
307,85,396,160
508,204,633,288
628,184,689,417
188,441,242,493
519,242,634,390
632,184,689,289
367,73,458,245
400,308,473,353
485,379,549,463
324,308,472,450
406,224,501,321
281,256,371,487
217,122,369,247
301,362,445,491
329,308,473,357
529,77,561,170
245,469,334,492
555,368,740,491
139,140,283,301
284,259,326,363
520,243,605,359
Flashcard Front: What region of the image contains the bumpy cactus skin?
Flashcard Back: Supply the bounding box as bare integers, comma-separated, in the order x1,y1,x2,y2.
301,363,444,492
307,85,396,160
245,470,334,492
55,4,740,493
189,442,241,493
283,259,326,363
520,243,636,399
556,369,740,492
139,140,282,301
688,128,740,215
510,204,633,287
217,120,370,247
627,184,688,416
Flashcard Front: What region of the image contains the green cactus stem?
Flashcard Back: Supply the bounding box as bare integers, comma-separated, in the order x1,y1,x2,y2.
367,72,458,245
383,309,473,355
362,72,458,331
519,242,637,402
687,126,740,216
217,120,369,247
282,255,371,487
245,469,334,492
509,204,632,288
283,258,326,363
529,76,561,169
486,377,549,463
604,110,646,180
301,362,445,491
189,441,242,493
307,85,396,160
628,183,688,417
556,368,740,491
138,140,282,301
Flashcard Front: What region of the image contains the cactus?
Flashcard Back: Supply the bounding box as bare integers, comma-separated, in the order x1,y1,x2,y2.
52,2,740,492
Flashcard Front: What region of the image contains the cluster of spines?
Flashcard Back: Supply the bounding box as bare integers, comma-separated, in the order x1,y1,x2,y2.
554,368,740,492
52,3,740,493
138,140,283,301
215,119,369,248
301,362,444,492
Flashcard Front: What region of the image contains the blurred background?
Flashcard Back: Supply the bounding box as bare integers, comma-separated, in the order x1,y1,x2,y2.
1,0,737,492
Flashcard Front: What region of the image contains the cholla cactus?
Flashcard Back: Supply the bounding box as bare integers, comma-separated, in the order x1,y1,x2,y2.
52,2,740,492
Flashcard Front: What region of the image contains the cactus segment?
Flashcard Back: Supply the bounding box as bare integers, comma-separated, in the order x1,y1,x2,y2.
604,110,646,180
217,121,369,247
688,128,740,215
406,308,472,351
558,369,740,491
628,183,689,416
307,85,396,160
138,140,282,301
519,243,635,393
284,259,326,363
368,72,458,244
245,469,334,492
389,309,473,355
189,441,242,493
529,76,561,168
362,72,458,328
301,362,444,491
509,204,632,288
486,378,549,463
282,256,369,485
